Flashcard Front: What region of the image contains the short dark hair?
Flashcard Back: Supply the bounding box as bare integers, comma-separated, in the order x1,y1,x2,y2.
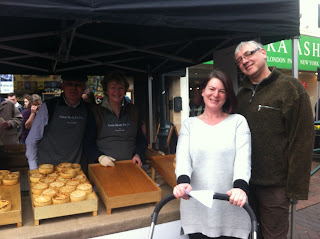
200,69,237,113
101,71,129,93
7,92,16,97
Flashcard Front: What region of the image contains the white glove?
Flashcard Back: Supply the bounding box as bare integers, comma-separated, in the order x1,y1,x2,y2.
98,155,116,167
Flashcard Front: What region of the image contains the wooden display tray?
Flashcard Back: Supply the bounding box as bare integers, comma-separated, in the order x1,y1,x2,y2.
151,154,176,188
88,161,162,215
0,172,22,227
29,170,98,226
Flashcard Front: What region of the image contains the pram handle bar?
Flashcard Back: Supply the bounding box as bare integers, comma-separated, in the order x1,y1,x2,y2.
149,193,258,239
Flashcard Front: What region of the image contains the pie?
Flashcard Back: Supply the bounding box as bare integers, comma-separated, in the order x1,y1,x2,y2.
42,188,57,197
56,163,72,172
2,173,19,186
49,181,65,191
0,170,10,179
33,195,52,207
74,174,87,183
66,179,80,187
59,185,76,195
70,190,87,202
71,163,81,173
52,193,70,205
60,168,76,179
39,177,55,185
38,164,54,174
32,182,49,195
0,200,11,212
77,183,92,195
47,172,59,178
30,172,44,183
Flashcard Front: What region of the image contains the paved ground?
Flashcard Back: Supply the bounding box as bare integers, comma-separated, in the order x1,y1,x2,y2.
288,161,320,239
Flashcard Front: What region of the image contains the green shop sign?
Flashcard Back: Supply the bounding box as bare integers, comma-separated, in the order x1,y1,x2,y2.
264,35,320,71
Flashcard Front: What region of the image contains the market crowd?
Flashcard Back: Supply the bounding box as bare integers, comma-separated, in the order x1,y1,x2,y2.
0,40,316,239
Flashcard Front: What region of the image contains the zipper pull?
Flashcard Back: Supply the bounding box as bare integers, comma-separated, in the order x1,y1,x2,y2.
249,90,255,103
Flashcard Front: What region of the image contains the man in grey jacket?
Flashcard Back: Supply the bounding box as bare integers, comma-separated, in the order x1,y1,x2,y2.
235,40,314,239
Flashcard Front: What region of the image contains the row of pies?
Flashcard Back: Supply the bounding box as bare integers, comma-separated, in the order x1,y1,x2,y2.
30,163,93,207
0,170,19,186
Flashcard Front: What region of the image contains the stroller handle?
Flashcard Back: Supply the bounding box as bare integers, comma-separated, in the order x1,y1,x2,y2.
150,193,258,237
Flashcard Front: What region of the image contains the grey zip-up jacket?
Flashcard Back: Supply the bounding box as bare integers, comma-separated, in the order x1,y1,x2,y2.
236,67,314,200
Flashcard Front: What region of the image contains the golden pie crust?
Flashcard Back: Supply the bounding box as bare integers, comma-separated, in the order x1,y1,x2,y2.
74,174,87,183
30,172,45,183
71,163,81,173
2,173,19,186
32,182,49,195
38,164,54,174
47,172,59,178
70,190,87,202
66,179,80,187
52,193,70,205
39,177,55,185
49,181,65,191
56,163,72,172
0,200,11,212
42,188,57,197
56,176,70,184
60,168,76,179
34,195,52,207
77,183,92,195
59,185,76,195
0,170,10,179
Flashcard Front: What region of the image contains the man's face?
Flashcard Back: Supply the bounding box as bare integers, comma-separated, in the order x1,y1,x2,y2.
8,95,17,104
235,44,267,79
61,81,86,105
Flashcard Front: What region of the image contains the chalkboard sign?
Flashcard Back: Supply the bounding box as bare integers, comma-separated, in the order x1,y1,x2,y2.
154,121,178,154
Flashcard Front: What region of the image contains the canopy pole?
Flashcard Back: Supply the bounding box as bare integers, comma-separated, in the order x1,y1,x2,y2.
290,36,299,239
148,74,154,145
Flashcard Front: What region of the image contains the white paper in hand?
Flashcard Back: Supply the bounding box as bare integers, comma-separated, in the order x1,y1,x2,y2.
184,189,214,208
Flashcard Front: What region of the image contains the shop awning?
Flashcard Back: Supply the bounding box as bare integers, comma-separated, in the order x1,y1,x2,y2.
0,0,300,76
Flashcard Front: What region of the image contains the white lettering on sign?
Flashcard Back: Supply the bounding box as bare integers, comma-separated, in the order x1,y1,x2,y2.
267,56,286,63
278,41,288,53
303,42,310,56
312,42,320,57
300,60,309,65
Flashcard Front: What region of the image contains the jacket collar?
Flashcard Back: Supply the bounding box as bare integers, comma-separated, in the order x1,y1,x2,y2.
240,67,281,90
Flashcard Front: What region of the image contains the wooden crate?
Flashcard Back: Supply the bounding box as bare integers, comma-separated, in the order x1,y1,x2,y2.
88,161,162,215
151,154,176,188
29,170,98,226
0,172,22,227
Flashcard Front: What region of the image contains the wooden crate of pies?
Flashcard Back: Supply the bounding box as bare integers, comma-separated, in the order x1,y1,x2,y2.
28,163,98,226
0,171,22,227
88,161,162,215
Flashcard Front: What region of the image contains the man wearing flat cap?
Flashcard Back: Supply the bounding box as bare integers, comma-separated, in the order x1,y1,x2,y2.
26,74,93,170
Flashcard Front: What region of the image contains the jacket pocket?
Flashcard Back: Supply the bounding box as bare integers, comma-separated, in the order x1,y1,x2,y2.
258,105,280,111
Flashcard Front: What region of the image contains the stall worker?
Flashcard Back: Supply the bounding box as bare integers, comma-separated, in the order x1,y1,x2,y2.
26,74,93,171
84,71,147,167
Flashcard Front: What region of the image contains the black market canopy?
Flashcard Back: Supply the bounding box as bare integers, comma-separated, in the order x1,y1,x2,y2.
0,0,299,76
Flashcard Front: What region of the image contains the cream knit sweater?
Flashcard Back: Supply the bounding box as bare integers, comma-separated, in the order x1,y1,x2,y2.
175,114,251,238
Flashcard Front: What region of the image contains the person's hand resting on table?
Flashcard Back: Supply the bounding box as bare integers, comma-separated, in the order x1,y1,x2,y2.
98,155,116,167
132,154,142,167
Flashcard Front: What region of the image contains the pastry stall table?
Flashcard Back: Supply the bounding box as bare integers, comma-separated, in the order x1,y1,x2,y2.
0,182,180,239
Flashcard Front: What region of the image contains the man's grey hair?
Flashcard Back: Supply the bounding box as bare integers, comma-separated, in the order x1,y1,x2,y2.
234,40,264,56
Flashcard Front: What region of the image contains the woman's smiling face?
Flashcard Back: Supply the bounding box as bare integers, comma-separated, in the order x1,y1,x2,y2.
201,77,226,111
